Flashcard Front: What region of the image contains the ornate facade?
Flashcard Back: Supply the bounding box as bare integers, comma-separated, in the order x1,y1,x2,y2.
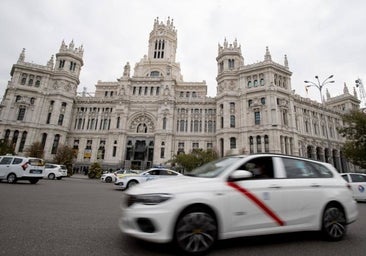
0,18,360,171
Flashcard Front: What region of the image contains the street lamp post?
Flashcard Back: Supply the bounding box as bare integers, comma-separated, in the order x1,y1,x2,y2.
304,75,335,163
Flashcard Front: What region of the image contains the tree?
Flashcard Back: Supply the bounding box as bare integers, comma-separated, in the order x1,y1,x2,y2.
53,144,76,176
0,139,15,155
88,162,103,179
171,148,219,173
337,110,366,169
24,141,44,158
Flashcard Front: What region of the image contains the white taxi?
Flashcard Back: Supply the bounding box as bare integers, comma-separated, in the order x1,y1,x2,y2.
119,154,358,255
114,168,181,190
341,173,366,202
0,155,44,184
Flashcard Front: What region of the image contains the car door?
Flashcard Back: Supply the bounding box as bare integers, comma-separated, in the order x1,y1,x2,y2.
0,156,14,178
278,157,334,228
349,173,366,201
226,156,286,233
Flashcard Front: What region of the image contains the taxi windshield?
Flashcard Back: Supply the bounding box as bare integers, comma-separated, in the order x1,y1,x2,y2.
186,156,243,178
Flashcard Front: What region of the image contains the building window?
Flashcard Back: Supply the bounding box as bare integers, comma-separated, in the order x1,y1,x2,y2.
116,116,120,129
21,74,27,85
28,75,34,86
162,117,167,130
264,135,269,152
219,61,224,72
249,136,254,154
254,111,261,125
230,137,236,149
18,131,27,152
58,114,64,126
16,95,21,102
230,115,235,128
257,136,262,153
59,60,65,68
17,107,26,121
41,133,47,149
160,147,165,158
150,71,160,77
51,134,60,154
35,76,41,87
192,143,199,149
260,78,265,86
46,113,51,124
261,97,266,105
228,59,235,69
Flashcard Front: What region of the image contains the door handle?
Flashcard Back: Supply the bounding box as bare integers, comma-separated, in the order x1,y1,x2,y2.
310,184,320,187
269,185,281,189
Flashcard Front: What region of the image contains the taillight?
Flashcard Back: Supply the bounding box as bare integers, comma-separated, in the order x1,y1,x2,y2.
21,162,29,171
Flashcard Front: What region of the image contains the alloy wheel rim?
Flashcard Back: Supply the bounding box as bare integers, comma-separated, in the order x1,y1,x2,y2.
176,212,217,253
324,207,346,239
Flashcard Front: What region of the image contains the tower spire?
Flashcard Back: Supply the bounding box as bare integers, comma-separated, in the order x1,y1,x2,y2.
17,48,25,63
264,46,272,61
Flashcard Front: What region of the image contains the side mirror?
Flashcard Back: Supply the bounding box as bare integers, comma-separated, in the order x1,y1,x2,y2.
228,170,253,181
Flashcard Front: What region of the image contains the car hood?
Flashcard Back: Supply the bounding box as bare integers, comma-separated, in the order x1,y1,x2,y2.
127,175,218,194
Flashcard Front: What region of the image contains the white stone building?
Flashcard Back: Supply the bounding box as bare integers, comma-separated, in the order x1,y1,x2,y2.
0,17,360,172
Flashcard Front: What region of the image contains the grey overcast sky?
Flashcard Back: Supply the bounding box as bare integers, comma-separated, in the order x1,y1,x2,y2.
1,0,365,105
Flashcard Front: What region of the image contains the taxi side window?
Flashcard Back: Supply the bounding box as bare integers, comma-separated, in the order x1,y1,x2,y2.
283,158,333,178
0,157,13,165
240,156,274,179
13,158,23,164
350,174,366,182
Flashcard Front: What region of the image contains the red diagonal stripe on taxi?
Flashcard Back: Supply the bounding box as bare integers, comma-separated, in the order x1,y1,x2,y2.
227,181,285,226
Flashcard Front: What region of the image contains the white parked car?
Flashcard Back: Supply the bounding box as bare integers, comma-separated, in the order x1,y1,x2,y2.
114,168,182,190
44,164,64,180
340,173,366,202
119,154,358,255
101,169,139,183
0,155,45,184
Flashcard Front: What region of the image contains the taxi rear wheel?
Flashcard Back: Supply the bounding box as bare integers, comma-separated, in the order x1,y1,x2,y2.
174,206,217,255
322,204,347,241
105,176,112,183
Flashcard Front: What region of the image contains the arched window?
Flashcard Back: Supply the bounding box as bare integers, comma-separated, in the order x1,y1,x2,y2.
264,135,269,152
257,135,262,153
150,71,160,77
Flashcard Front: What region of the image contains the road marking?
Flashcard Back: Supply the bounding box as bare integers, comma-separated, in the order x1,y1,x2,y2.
227,181,285,226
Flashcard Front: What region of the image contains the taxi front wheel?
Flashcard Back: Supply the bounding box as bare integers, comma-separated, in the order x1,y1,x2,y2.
174,206,217,255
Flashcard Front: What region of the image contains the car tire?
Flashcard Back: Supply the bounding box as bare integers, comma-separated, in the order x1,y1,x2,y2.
48,173,56,180
105,176,112,183
127,180,138,189
174,206,217,255
322,204,347,241
7,173,17,184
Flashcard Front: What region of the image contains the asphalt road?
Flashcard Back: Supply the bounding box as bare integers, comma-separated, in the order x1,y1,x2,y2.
0,176,365,256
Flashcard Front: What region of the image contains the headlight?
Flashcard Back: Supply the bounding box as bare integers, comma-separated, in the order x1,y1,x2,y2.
126,193,173,207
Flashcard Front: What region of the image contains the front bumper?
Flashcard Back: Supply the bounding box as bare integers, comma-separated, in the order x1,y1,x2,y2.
118,200,176,243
